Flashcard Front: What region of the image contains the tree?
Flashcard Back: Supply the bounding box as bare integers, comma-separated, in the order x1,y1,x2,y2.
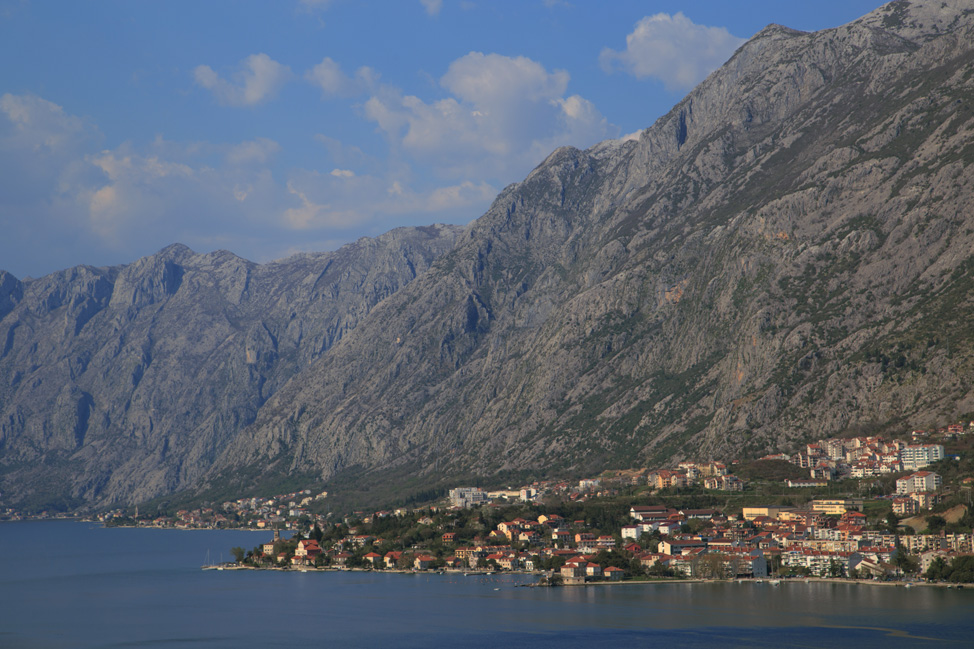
646,561,675,578
828,558,845,578
925,556,949,582
885,511,900,535
230,547,245,563
629,557,647,578
542,555,566,572
947,555,974,582
893,550,919,576
924,515,946,534
693,553,729,580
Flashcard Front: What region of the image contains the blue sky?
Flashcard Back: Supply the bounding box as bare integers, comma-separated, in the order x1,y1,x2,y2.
0,0,887,278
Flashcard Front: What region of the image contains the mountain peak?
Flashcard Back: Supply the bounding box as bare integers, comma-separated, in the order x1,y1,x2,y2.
858,0,974,40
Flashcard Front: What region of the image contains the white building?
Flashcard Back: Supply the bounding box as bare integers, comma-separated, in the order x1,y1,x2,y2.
895,471,942,495
621,525,643,540
449,487,489,508
900,444,944,471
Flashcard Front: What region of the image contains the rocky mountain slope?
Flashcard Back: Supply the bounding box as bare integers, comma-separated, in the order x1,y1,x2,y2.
4,0,974,512
206,0,974,501
0,226,460,508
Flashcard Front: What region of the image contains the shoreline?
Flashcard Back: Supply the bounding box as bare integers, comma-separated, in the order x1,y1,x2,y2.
200,566,968,590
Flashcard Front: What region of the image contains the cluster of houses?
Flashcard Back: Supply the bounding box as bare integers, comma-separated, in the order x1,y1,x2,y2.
248,493,971,585
98,488,332,530
644,462,745,491
892,470,945,516
730,502,972,578
448,462,745,512
763,431,954,481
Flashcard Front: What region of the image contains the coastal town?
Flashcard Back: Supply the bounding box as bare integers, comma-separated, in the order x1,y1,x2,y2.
11,422,972,585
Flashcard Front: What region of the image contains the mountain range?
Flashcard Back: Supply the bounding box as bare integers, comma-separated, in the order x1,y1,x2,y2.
3,0,974,512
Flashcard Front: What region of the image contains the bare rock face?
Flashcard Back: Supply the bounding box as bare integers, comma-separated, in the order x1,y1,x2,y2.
5,0,974,512
207,0,974,500
0,226,460,509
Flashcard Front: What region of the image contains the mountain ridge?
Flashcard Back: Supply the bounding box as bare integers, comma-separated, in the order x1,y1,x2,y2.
0,225,461,508
4,0,974,511
206,0,974,499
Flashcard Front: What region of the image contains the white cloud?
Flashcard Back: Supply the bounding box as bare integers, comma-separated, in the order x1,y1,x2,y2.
282,168,497,231
314,134,371,169
0,92,90,151
0,92,499,279
363,52,615,180
194,54,292,106
600,13,745,91
0,94,107,274
420,0,442,16
305,57,376,97
225,138,281,166
425,180,495,211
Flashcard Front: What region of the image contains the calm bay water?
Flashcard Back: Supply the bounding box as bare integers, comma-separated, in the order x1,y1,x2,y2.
1,521,972,648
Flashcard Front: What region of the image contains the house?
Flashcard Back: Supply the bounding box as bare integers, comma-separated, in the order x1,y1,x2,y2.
742,506,794,521
518,531,542,545
604,566,625,581
621,525,642,540
656,521,682,536
497,521,521,539
442,532,457,544
638,553,675,569
552,530,572,545
585,563,602,578
560,562,585,583
630,505,669,521
660,538,708,556
910,491,939,510
413,554,435,570
294,539,321,559
384,551,403,568
786,479,829,488
811,499,863,515
363,552,382,567
538,514,564,527
484,552,508,569
680,508,719,520
575,532,596,544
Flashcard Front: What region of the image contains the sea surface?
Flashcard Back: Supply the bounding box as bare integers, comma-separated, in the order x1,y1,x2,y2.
1,520,972,648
